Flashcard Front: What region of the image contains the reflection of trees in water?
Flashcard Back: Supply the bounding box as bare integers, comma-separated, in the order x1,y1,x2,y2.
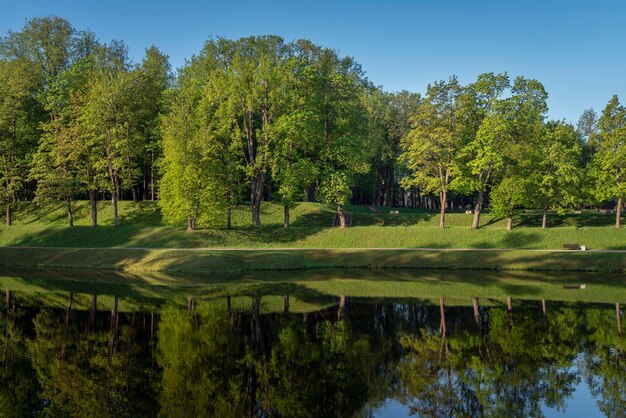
0,291,625,417
581,305,626,416
1,294,159,417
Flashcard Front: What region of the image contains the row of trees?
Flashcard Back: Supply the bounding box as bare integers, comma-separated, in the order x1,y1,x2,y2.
0,16,169,227
1,16,625,230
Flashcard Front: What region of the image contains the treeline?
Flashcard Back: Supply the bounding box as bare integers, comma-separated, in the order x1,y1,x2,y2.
1,16,625,231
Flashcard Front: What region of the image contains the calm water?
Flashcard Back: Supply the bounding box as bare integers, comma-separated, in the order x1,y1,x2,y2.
1,269,625,417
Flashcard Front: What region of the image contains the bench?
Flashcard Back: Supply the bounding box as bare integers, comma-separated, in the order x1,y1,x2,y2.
563,244,586,251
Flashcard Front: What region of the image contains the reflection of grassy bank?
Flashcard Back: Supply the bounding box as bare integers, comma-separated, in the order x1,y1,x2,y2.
2,267,626,311
1,246,626,273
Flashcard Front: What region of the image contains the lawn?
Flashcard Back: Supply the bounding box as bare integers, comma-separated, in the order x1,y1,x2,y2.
2,201,626,273
1,200,626,250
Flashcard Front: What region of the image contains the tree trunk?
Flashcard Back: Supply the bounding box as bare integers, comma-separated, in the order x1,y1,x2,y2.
541,299,547,316
338,205,347,228
251,177,263,227
542,207,548,228
5,289,11,312
226,206,232,230
472,297,481,326
507,296,513,328
284,294,289,314
151,149,155,201
472,190,484,230
111,295,119,335
439,296,446,337
65,293,73,327
187,217,196,232
439,190,446,229
617,303,622,337
5,204,11,226
507,204,513,231
338,295,346,319
131,186,138,203
89,190,98,227
283,204,290,228
111,182,119,227
89,294,97,333
66,197,74,227
617,196,622,229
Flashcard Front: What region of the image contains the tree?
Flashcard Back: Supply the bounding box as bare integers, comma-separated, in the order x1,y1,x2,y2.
487,77,548,230
160,40,245,231
30,58,94,226
311,48,370,227
271,50,319,227
529,121,583,228
456,72,510,229
132,46,171,202
588,95,626,228
399,77,464,228
159,68,214,231
1,16,75,92
0,59,40,225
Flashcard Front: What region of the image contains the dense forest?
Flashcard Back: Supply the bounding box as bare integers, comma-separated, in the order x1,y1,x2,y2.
1,16,625,231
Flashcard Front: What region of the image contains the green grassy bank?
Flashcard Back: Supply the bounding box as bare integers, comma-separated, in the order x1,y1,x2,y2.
2,201,626,250
0,246,625,273
2,200,626,272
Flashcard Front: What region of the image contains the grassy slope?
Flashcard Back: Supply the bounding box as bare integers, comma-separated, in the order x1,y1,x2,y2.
2,201,625,272
1,200,626,250
1,246,625,273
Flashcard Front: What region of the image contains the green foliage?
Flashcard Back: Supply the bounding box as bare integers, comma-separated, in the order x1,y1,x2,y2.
588,96,626,204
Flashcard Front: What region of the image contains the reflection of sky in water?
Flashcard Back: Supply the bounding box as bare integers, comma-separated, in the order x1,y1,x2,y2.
370,359,605,417
541,366,602,418
371,380,602,418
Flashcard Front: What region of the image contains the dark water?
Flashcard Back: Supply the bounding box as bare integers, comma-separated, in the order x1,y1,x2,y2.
1,276,625,417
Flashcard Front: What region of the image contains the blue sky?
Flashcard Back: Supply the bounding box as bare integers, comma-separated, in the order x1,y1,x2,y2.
2,0,625,123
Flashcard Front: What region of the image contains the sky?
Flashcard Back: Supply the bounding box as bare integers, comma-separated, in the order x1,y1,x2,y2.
2,0,625,123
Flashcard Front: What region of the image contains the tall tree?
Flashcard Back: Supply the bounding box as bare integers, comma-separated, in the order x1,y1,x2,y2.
456,72,510,229
0,59,39,225
529,121,583,228
588,95,626,228
399,77,464,228
133,46,171,201
312,48,370,227
488,77,548,230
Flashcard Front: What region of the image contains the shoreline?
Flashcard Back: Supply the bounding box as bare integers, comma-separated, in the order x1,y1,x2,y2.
1,246,625,273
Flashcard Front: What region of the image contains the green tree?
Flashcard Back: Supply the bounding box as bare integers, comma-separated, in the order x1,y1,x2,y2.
0,59,40,225
488,77,548,230
456,72,510,229
399,77,464,228
529,121,583,228
588,95,626,228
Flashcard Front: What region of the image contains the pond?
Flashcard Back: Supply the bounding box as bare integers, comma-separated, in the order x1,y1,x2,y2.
0,268,625,417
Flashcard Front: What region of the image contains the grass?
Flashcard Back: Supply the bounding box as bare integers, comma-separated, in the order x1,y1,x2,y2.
1,200,626,250
1,246,625,273
2,200,626,272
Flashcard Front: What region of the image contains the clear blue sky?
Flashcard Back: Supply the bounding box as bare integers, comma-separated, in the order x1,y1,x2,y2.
3,0,625,123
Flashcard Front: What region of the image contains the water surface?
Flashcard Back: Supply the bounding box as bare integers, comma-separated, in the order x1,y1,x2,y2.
1,268,624,417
